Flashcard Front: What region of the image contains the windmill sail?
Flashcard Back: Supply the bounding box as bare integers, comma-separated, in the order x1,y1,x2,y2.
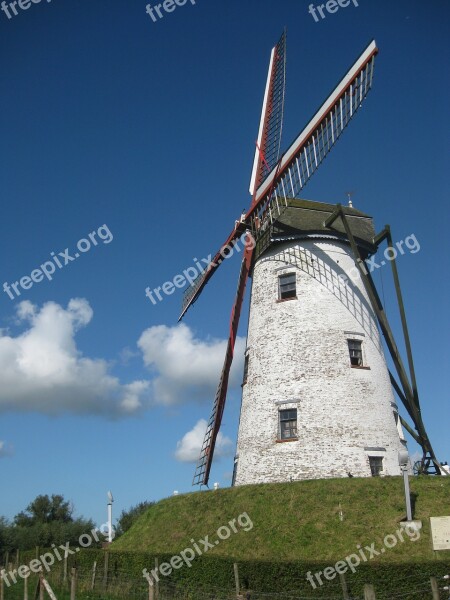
180,40,378,322
179,32,287,323
179,226,244,321
249,30,287,198
252,40,378,212
193,241,254,486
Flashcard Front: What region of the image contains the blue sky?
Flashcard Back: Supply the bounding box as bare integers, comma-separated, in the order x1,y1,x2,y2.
0,0,448,527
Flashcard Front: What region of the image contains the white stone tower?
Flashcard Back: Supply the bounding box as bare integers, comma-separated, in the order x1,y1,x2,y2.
232,199,407,486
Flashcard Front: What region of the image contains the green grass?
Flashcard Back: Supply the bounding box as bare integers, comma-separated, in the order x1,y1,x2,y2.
114,476,450,564
7,478,448,599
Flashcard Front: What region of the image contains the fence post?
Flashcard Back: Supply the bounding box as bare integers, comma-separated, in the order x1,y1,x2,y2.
70,567,77,600
42,577,58,600
35,547,39,560
39,573,44,600
23,573,28,600
148,577,155,600
15,550,20,568
364,584,376,600
103,550,109,590
430,577,440,600
63,552,68,584
233,563,240,598
0,568,4,600
339,573,350,600
154,558,159,600
91,561,97,590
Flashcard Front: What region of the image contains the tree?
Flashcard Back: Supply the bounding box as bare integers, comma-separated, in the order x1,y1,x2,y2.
0,517,13,553
1,494,95,552
116,501,154,537
14,494,73,527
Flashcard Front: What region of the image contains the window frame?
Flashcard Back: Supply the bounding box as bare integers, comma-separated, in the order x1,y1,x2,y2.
368,455,384,477
278,272,297,301
242,353,249,386
278,407,298,441
348,338,363,367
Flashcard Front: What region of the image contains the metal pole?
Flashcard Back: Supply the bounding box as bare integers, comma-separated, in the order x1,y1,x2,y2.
107,502,112,543
402,466,413,522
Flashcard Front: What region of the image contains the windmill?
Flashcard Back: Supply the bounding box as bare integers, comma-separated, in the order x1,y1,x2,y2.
179,32,443,486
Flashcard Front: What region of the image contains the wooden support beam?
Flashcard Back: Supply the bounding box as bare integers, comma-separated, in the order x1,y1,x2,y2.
326,206,440,471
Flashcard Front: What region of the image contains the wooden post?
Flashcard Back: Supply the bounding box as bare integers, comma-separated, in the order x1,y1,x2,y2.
154,558,159,600
148,576,155,600
33,577,40,600
35,547,39,560
70,567,77,600
0,568,4,600
430,577,440,600
364,584,376,600
233,563,240,598
42,577,58,600
23,573,28,600
91,560,97,590
103,550,109,590
63,552,68,583
339,573,350,600
15,549,20,567
39,573,44,600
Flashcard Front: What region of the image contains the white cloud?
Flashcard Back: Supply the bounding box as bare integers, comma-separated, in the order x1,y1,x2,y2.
0,299,149,416
138,323,245,406
0,440,13,458
0,301,244,418
175,419,233,463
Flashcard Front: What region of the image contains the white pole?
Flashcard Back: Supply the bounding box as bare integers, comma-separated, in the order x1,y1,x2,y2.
402,467,413,522
107,502,112,543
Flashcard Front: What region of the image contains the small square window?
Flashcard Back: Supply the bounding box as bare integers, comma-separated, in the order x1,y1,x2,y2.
279,408,297,440
242,354,249,384
369,456,383,477
231,458,238,487
348,339,363,367
279,273,296,300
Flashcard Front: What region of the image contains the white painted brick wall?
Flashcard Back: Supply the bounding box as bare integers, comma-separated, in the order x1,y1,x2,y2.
234,238,407,485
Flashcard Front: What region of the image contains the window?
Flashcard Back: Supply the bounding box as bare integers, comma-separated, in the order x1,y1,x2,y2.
279,273,296,300
231,457,238,487
369,456,383,477
279,408,297,440
242,354,249,385
348,339,363,367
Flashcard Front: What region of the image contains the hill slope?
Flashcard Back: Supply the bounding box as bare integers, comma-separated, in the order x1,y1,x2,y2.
114,476,450,564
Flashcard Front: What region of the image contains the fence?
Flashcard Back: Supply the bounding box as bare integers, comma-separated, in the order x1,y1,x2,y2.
1,552,449,600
